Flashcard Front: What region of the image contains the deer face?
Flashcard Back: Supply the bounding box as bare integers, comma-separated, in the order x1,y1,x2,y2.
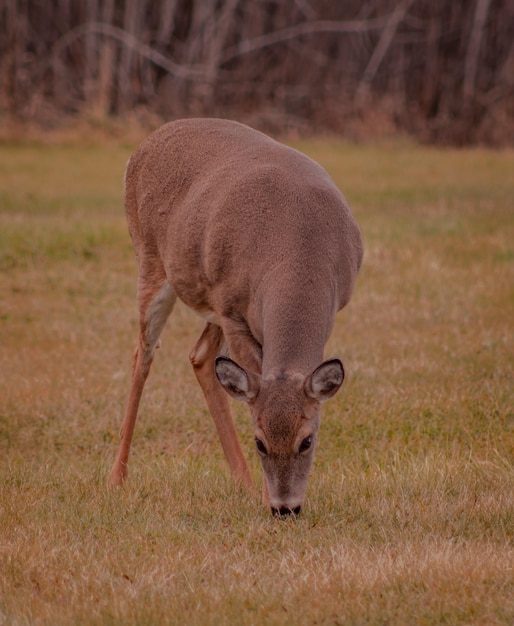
215,357,344,517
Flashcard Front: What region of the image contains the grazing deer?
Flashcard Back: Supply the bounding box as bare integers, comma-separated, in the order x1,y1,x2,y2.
109,119,363,517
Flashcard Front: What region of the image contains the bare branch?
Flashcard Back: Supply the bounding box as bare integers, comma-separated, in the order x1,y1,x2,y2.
221,16,393,65
52,22,203,81
117,0,140,111
84,0,99,102
96,0,115,115
157,0,179,47
463,0,492,102
294,0,316,20
356,0,415,103
205,0,240,89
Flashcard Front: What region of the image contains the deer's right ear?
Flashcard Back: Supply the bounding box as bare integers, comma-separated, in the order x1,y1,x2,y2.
215,356,259,402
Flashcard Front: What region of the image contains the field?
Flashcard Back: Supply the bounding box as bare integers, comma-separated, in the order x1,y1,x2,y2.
0,133,513,625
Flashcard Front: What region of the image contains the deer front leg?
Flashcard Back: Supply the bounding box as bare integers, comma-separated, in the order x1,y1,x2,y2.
190,323,254,491
109,279,176,487
108,341,154,486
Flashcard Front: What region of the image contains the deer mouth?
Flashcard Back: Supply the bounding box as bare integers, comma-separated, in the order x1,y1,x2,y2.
271,505,302,518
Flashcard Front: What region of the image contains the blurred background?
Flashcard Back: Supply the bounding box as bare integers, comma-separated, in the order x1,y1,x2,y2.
0,0,513,144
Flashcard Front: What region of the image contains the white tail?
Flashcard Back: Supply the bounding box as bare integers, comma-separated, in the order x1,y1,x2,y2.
108,119,363,517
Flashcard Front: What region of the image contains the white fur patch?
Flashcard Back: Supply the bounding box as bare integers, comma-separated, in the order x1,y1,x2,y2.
145,282,176,349
185,304,219,325
123,156,131,187
193,337,209,362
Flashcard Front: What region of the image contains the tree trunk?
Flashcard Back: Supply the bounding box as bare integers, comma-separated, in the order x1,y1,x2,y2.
96,0,116,116
117,0,141,114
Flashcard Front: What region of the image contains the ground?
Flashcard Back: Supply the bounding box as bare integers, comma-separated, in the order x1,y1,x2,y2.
0,136,513,625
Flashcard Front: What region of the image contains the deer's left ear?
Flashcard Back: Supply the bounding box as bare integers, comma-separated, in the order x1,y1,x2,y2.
304,359,344,402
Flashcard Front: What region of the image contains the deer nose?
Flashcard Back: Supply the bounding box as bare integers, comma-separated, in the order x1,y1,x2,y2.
271,505,302,518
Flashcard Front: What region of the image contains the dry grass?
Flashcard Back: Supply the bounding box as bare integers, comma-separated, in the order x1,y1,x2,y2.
0,136,513,625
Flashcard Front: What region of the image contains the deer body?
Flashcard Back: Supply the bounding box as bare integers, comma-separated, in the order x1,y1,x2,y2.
109,119,363,516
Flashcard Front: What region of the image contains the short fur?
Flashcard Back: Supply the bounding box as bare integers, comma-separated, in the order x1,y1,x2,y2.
109,118,363,515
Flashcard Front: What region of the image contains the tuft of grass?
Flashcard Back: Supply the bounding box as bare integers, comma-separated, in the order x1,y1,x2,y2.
0,138,513,625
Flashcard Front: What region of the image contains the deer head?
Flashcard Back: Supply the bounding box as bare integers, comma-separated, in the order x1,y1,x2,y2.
215,356,344,517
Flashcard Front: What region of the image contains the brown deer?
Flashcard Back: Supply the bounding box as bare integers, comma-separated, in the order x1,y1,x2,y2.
108,119,363,517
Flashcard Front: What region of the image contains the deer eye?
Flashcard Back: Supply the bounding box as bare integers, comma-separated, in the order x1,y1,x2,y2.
255,437,268,455
299,436,313,453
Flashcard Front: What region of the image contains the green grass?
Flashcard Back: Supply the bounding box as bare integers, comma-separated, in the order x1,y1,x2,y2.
0,136,513,625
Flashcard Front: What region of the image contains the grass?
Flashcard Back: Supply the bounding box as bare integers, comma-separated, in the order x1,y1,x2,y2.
0,134,513,625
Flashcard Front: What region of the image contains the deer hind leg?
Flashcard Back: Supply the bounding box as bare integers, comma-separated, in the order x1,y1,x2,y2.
109,275,176,487
190,323,254,491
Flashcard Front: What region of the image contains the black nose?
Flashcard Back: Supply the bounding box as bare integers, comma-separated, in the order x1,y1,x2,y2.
271,505,301,518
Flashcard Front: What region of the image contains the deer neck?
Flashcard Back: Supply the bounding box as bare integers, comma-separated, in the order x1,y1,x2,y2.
257,272,337,377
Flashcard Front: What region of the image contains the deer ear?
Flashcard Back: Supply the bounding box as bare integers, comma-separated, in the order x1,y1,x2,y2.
215,356,259,402
305,359,344,402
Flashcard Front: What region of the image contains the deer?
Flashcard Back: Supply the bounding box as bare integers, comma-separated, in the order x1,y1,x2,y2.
108,118,363,517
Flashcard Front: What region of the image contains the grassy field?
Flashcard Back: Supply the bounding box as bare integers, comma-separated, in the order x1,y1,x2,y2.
0,132,513,625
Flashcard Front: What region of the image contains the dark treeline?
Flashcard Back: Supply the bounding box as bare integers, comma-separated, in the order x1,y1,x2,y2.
1,0,513,144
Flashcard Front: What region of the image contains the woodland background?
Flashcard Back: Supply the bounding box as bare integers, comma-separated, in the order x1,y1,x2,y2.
1,0,513,144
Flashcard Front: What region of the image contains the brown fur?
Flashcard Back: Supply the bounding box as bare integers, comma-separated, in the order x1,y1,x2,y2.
109,118,363,515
